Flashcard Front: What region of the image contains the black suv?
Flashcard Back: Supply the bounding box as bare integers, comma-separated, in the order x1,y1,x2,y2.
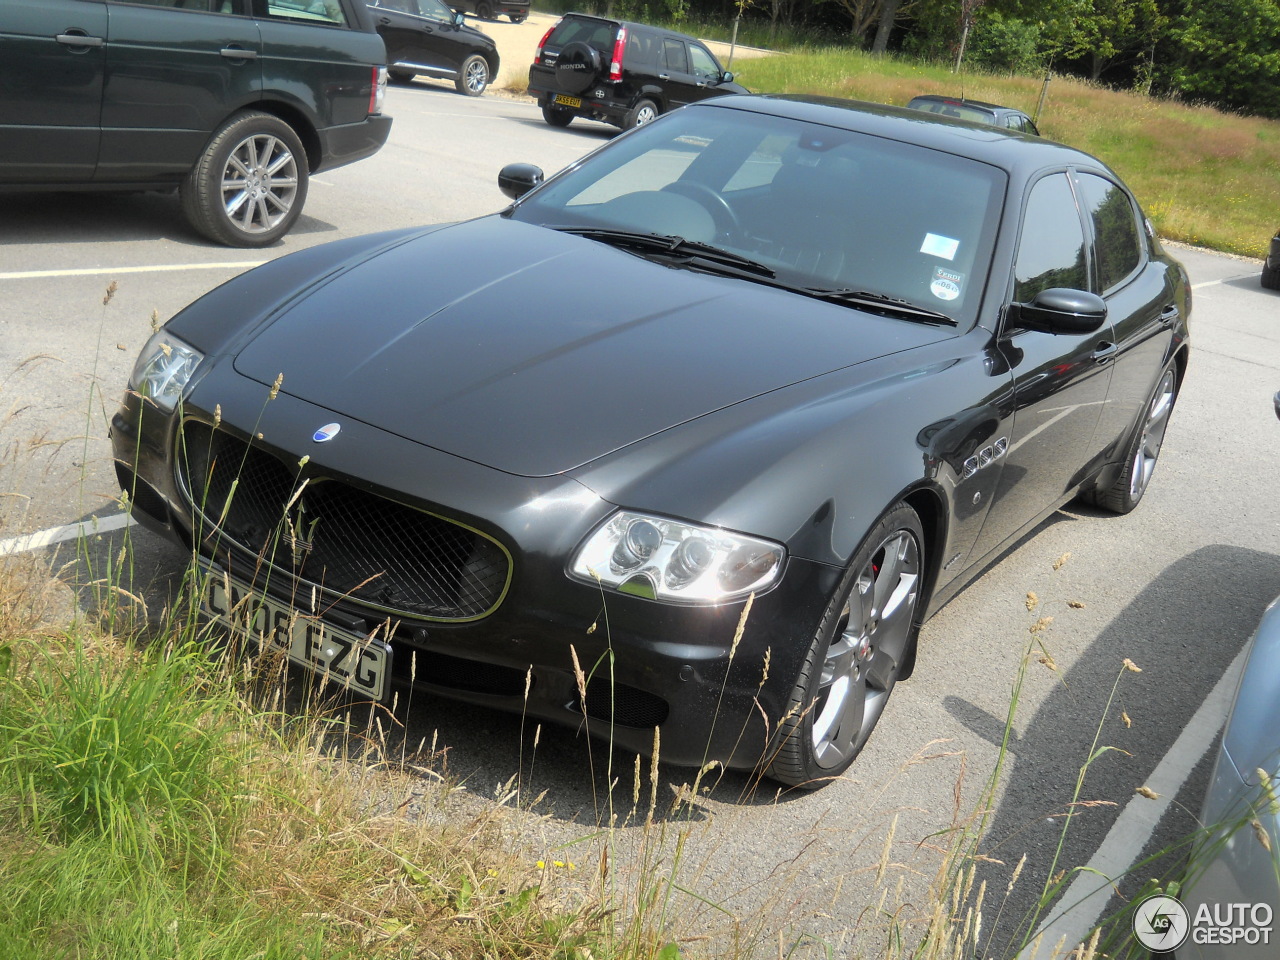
449,0,529,24
369,0,499,95
0,0,393,247
527,13,747,130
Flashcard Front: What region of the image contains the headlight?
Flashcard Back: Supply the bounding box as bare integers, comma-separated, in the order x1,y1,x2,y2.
570,511,785,603
130,330,203,413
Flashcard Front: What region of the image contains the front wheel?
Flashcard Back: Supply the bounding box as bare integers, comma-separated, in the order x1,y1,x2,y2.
625,98,659,129
1263,259,1280,290
475,1,492,17
180,111,307,248
768,503,925,788
455,54,490,96
1086,363,1178,514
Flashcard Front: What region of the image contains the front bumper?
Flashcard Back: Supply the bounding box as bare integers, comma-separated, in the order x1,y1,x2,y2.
110,377,838,771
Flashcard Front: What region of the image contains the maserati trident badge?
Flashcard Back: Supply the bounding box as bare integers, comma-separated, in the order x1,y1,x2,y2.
313,422,341,443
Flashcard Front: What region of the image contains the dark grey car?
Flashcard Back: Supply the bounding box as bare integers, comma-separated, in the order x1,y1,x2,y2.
907,95,1040,136
0,0,392,246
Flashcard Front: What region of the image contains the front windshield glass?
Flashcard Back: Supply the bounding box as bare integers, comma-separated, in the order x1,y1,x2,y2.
509,106,1006,324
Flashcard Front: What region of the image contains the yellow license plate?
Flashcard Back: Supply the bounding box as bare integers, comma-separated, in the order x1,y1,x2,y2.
205,572,390,701
554,94,581,108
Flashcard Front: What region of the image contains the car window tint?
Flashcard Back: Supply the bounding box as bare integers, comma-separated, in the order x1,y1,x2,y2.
1076,172,1143,293
514,108,1004,325
261,0,347,24
1014,173,1087,301
119,0,240,9
663,38,688,73
688,43,720,79
626,31,658,67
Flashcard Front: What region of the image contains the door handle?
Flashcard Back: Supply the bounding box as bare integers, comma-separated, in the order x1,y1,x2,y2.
220,46,257,59
379,15,392,23
658,73,669,80
56,32,104,48
1093,341,1118,364
1158,304,1180,325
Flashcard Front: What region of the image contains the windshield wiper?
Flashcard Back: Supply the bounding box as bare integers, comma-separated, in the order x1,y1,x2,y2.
803,287,958,325
555,226,776,278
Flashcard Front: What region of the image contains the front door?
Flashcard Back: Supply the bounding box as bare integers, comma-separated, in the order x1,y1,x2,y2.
971,171,1116,558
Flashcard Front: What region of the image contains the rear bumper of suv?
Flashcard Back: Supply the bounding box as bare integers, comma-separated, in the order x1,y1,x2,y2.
529,75,631,125
317,114,395,172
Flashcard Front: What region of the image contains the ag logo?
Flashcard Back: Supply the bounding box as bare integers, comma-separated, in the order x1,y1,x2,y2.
1133,894,1189,952
312,422,341,443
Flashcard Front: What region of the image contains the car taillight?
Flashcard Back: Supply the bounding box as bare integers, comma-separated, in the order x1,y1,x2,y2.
534,23,556,64
609,27,626,81
370,65,387,115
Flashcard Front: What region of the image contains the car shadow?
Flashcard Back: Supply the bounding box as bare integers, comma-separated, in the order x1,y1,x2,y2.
0,190,339,248
952,544,1280,956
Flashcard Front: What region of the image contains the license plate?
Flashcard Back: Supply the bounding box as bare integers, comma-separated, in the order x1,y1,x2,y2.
554,94,581,108
204,572,390,701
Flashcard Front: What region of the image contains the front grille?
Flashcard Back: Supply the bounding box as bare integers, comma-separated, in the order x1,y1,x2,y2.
582,678,670,729
178,422,509,621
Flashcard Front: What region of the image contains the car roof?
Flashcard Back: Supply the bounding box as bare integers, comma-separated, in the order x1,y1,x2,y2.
907,94,1018,114
699,94,1105,180
556,11,700,37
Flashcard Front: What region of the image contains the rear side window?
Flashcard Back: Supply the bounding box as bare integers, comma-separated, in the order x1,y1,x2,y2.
1076,172,1143,293
1014,173,1088,301
662,38,688,73
256,0,347,24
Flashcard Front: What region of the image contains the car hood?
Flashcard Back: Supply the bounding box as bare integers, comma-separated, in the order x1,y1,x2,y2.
232,217,948,477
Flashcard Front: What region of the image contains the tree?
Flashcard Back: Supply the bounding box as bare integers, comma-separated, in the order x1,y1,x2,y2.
1158,0,1280,117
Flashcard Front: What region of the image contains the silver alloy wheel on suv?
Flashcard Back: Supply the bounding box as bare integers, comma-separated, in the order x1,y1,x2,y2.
457,54,490,96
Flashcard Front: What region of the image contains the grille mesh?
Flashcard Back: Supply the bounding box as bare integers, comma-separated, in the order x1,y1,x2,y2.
179,422,508,620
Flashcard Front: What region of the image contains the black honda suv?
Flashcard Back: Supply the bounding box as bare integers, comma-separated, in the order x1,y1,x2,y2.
0,0,393,247
527,13,747,130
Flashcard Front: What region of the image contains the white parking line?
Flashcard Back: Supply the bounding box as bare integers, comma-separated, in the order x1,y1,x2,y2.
0,262,266,281
0,513,137,558
1019,646,1247,958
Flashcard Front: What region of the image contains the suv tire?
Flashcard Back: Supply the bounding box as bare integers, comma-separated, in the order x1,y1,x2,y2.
388,68,416,83
625,98,659,129
456,54,490,96
181,111,308,249
475,1,492,17
1263,259,1280,290
542,103,574,127
554,41,603,95
510,12,527,21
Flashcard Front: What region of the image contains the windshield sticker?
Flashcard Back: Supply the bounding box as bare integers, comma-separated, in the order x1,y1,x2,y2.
931,266,965,301
921,233,960,260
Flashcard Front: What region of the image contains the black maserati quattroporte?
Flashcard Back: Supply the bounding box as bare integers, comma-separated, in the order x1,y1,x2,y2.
112,95,1190,788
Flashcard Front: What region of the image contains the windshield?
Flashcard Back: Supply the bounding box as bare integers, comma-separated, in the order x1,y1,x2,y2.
509,106,1006,324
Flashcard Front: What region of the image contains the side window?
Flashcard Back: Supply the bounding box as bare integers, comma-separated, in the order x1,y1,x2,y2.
688,43,720,79
1076,172,1143,293
662,38,688,73
1014,173,1088,302
119,0,241,9
257,0,347,25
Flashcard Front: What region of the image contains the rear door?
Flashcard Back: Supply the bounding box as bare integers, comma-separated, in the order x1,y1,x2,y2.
370,0,461,76
0,0,108,182
98,0,261,182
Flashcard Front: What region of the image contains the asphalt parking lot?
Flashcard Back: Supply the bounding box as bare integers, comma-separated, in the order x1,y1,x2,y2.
2,84,1278,955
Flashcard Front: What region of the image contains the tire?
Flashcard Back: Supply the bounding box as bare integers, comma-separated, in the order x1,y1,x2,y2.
1263,260,1280,290
554,40,602,95
510,12,526,22
768,503,925,788
181,111,307,248
1087,363,1178,514
475,1,492,17
624,98,659,129
541,103,574,128
388,68,416,83
455,54,490,96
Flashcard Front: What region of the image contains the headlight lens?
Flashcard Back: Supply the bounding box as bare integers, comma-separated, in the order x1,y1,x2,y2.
570,511,785,603
130,330,203,413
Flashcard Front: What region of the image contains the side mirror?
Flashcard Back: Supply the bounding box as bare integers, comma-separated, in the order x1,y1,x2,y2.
453,10,465,24
1010,287,1107,334
721,71,734,84
498,162,544,200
